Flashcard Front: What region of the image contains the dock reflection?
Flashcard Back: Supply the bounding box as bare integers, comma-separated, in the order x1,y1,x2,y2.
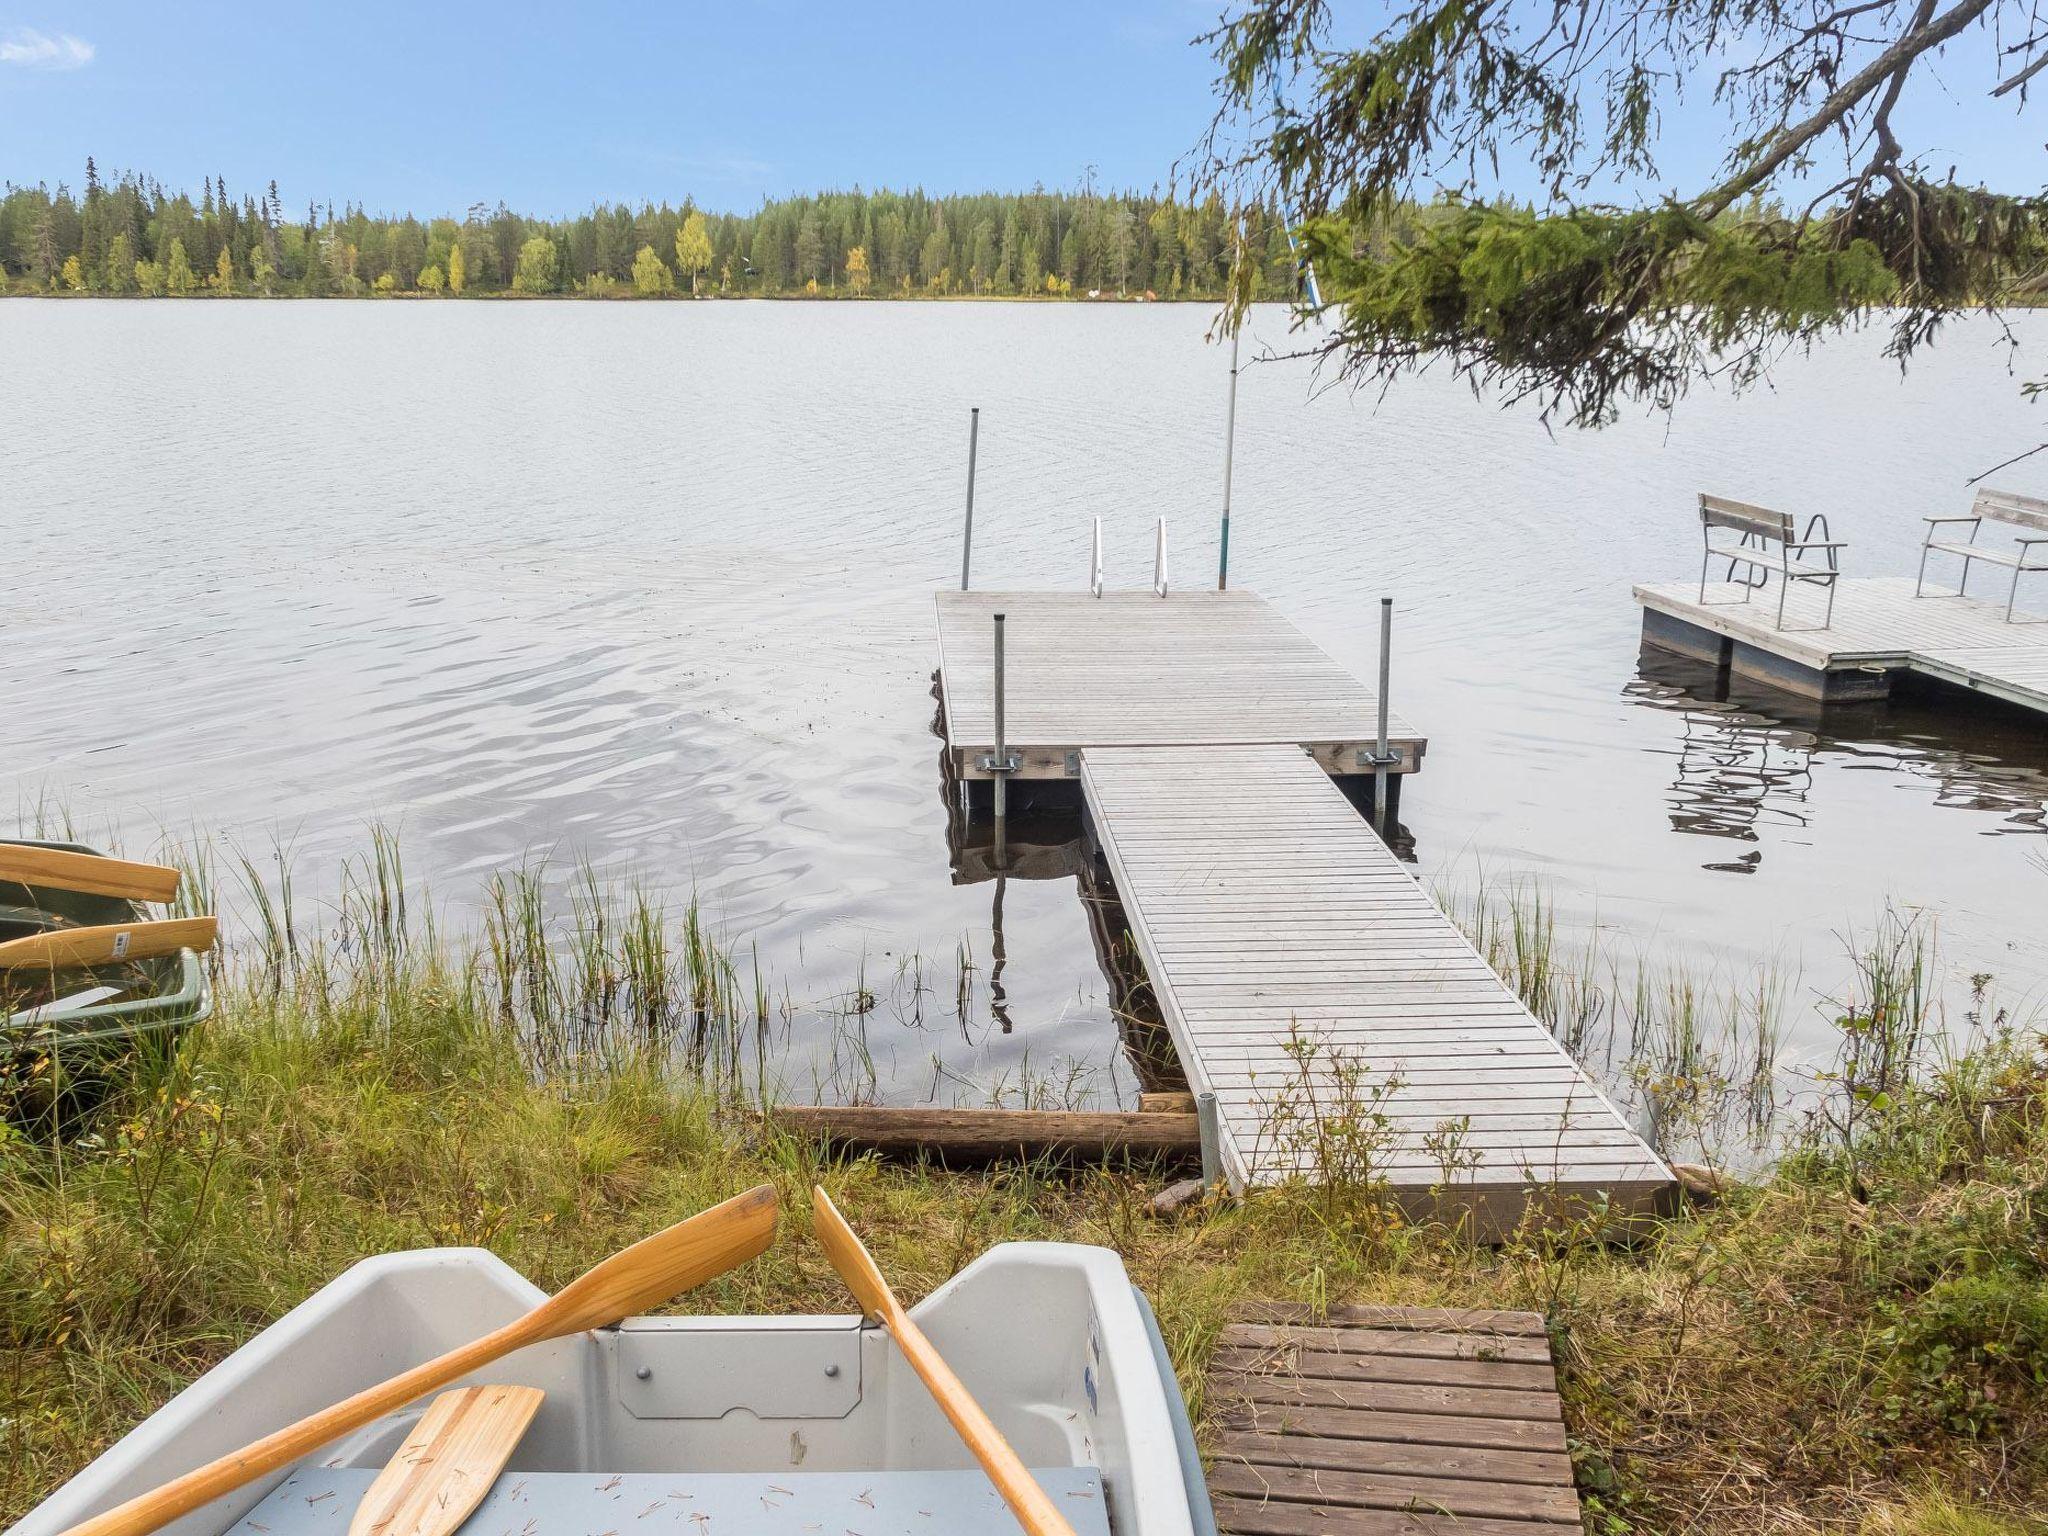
1627,650,2048,869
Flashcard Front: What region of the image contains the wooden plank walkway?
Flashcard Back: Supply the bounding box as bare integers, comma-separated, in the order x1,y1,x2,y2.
935,590,1426,780
1081,744,1669,1224
1635,576,2048,711
1206,1304,1580,1535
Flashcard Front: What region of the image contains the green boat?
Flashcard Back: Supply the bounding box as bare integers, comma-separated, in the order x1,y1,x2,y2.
1,839,214,1084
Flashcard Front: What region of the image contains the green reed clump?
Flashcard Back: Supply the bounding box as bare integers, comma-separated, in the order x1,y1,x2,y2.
1448,875,1791,1165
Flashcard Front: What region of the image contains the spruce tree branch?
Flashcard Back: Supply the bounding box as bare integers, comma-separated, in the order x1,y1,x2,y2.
1695,0,2000,219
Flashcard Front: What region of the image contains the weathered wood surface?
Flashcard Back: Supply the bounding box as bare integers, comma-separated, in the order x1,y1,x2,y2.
1972,485,2048,534
935,590,1427,780
769,1104,1200,1163
347,1384,544,1536
1635,576,2048,713
0,843,181,903
1081,744,1669,1219
1208,1305,1580,1536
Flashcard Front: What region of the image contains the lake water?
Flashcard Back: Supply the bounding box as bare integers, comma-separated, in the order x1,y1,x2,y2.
4,300,2044,1112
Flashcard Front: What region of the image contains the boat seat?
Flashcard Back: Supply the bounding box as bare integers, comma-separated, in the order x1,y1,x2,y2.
227,1463,1115,1536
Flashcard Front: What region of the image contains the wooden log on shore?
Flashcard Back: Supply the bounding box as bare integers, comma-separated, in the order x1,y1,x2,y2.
768,1105,1200,1166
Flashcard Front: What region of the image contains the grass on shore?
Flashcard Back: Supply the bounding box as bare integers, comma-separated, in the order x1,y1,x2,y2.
2,862,2046,1533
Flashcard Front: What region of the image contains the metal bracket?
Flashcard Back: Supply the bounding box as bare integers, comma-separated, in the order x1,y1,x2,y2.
613,1318,864,1420
1355,748,1403,771
1064,750,1081,778
976,750,1022,774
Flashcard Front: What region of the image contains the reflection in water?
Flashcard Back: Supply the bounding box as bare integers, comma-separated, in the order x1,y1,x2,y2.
1627,650,2048,871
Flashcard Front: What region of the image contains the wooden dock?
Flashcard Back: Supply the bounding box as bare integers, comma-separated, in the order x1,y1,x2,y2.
932,587,1668,1225
934,590,1426,781
1082,745,1668,1221
1636,576,2048,711
1206,1304,1580,1535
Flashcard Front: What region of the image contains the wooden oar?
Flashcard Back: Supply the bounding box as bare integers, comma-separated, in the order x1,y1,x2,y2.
810,1186,1078,1536
57,1184,780,1536
347,1385,545,1536
0,844,181,903
0,917,218,971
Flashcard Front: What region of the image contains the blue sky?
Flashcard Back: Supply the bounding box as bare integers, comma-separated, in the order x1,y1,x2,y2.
0,2,2038,216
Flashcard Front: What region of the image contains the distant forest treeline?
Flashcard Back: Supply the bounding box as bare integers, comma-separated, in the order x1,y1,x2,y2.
0,162,1309,300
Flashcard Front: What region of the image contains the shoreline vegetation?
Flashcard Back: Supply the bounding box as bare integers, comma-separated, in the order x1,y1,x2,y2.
3,827,2045,1530
1,168,1289,302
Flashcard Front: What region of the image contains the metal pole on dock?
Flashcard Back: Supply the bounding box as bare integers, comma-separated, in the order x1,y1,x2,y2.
1373,597,1393,835
1218,324,1240,591
959,407,980,591
991,610,1008,829
1197,1090,1222,1190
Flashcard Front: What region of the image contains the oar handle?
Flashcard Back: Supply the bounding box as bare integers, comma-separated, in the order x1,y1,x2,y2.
56,1326,523,1536
883,1305,1080,1536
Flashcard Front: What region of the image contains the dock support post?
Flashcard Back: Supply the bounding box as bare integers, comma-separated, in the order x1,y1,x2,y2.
1218,325,1240,591
1154,517,1170,598
1197,1090,1222,1190
1373,597,1393,835
992,611,1009,831
1090,516,1104,598
959,406,980,591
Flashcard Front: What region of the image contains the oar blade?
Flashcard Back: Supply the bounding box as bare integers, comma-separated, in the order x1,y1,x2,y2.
0,845,181,904
347,1385,543,1536
810,1184,895,1322
541,1183,778,1336
0,916,218,971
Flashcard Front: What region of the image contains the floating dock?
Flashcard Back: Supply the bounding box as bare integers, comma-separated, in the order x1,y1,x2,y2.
933,589,1670,1228
1636,576,2048,711
934,590,1427,781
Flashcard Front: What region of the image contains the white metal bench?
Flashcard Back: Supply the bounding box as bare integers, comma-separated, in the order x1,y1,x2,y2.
1915,487,2048,622
1698,494,1845,631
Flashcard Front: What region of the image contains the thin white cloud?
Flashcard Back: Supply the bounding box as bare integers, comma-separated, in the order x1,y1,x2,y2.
0,28,95,69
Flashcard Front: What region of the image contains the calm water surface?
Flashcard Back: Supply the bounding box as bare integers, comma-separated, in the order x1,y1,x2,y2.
4,301,2044,1106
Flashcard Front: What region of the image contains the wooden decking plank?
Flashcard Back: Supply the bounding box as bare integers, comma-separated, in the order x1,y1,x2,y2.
1210,1372,1563,1423
1210,1431,1568,1488
1219,1324,1554,1364
1231,1305,1547,1334
1207,1461,1580,1523
1211,1495,1572,1535
1213,1401,1568,1455
1210,1345,1559,1393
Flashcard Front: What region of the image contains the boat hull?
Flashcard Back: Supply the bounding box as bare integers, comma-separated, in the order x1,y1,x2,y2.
14,1241,1212,1536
